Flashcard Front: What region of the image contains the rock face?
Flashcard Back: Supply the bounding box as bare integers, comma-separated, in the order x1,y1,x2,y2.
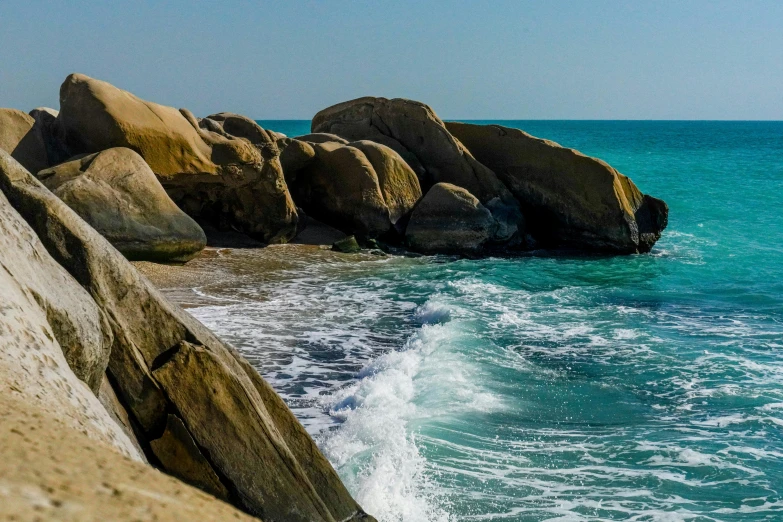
406,183,497,254
0,392,258,521
57,74,298,243
29,107,71,167
447,122,669,253
38,148,206,262
0,150,373,522
311,97,523,241
0,108,48,173
0,179,139,459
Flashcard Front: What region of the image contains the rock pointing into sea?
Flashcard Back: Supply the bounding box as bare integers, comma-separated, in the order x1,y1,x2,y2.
38,147,206,262
447,122,668,253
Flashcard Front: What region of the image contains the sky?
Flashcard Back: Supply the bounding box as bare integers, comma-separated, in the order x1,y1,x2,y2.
1,1,781,120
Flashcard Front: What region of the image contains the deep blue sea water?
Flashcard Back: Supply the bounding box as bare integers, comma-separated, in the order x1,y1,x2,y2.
190,120,783,521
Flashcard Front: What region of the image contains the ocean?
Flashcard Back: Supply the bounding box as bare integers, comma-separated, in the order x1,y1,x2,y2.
189,120,783,521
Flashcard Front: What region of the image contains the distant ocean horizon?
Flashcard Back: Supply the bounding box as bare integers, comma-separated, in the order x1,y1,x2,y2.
198,119,783,520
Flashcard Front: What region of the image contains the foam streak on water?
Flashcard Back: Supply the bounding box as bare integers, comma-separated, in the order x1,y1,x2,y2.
182,121,783,521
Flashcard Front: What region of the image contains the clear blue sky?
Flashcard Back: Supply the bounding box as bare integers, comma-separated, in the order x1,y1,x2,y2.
1,1,781,120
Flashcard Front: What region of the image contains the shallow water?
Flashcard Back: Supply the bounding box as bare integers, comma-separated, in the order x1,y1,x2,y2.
180,121,783,521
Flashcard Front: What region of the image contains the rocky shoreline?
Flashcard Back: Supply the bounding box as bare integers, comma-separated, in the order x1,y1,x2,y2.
1,73,668,520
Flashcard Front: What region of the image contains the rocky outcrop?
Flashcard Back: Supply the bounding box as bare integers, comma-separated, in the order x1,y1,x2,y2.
406,183,497,254
57,74,298,243
0,181,139,459
0,108,48,174
38,147,206,262
446,122,669,253
311,97,523,242
0,149,373,522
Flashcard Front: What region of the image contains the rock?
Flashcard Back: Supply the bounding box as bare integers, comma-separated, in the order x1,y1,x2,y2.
0,108,48,173
446,122,669,253
295,132,349,145
58,73,298,243
311,97,523,241
0,176,112,393
406,183,497,254
29,107,71,167
332,235,362,253
0,179,139,459
278,137,316,183
38,147,206,262
0,393,259,521
349,140,422,230
0,149,374,522
293,142,391,238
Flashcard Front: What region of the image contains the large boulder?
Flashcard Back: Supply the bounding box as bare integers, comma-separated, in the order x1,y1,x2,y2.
57,73,298,243
38,147,206,262
0,108,48,173
0,150,374,522
349,140,422,228
446,122,669,253
406,183,497,254
311,97,523,242
0,183,139,459
293,141,391,237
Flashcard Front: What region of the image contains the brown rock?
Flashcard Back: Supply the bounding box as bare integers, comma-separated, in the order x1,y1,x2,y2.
293,141,391,238
0,108,48,173
38,147,206,262
349,140,422,229
406,182,497,254
446,122,669,253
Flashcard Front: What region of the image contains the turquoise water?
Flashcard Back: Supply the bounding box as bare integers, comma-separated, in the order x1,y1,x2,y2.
195,121,783,521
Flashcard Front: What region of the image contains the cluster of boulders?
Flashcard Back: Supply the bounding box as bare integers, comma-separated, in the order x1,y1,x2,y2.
1,74,666,263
